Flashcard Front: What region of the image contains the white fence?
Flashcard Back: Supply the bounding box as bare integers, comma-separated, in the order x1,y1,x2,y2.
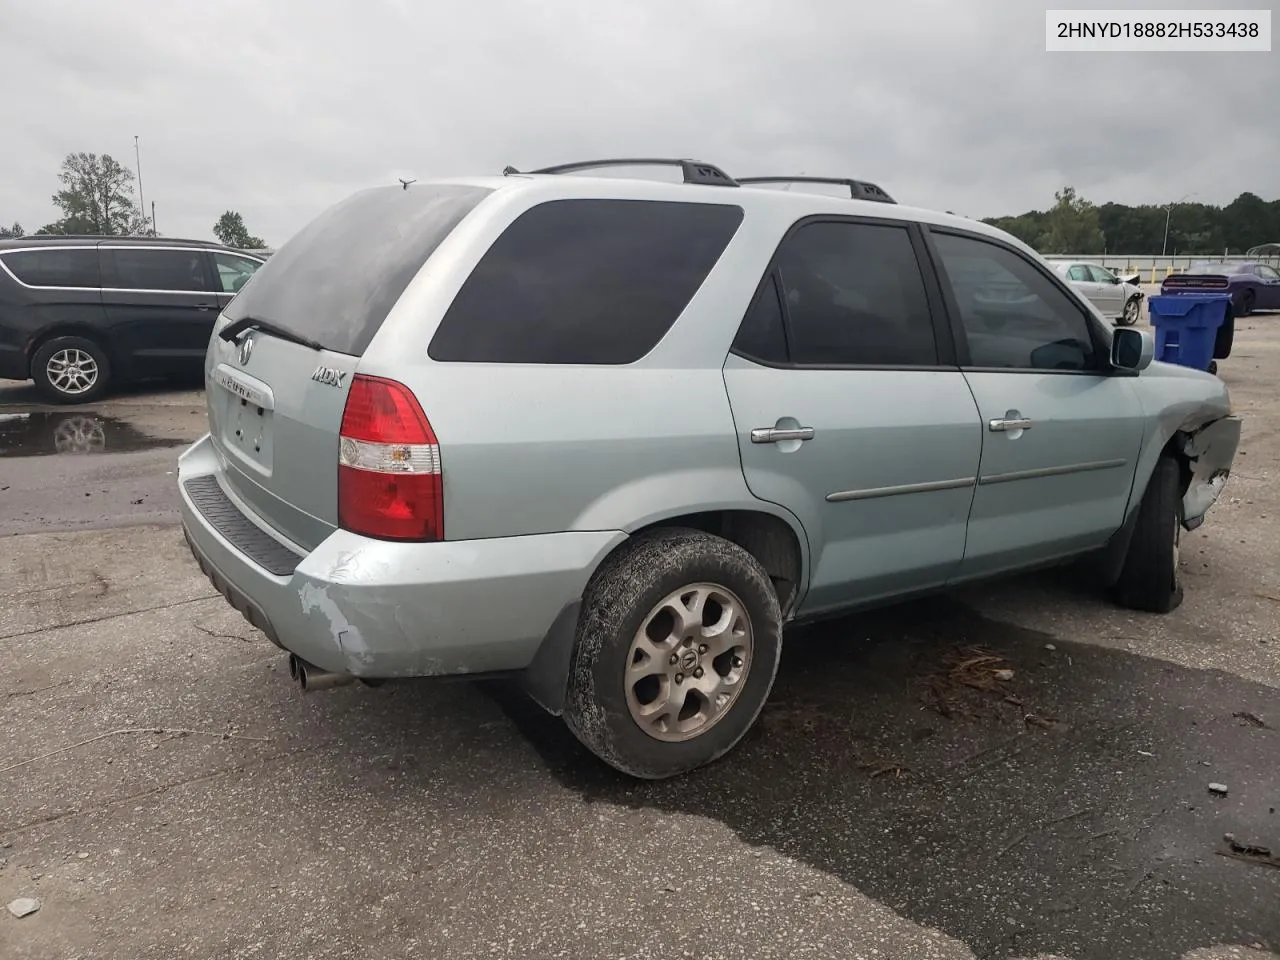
1055,253,1280,283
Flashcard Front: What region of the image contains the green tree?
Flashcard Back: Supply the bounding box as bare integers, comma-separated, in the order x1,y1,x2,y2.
212,210,265,249
40,152,149,236
987,191,1280,255
1221,192,1272,252
0,221,23,239
1036,186,1105,254
982,211,1048,247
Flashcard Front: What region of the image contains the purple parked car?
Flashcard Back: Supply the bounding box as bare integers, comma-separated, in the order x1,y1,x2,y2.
1161,261,1280,316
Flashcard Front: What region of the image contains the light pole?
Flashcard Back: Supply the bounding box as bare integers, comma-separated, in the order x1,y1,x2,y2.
1161,192,1195,257
134,136,150,236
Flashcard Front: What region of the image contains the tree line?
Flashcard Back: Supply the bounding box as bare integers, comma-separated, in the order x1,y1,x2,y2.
0,151,266,249
982,186,1279,255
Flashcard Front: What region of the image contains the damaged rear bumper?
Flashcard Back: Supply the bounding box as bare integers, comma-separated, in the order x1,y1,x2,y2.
177,433,624,678
1180,415,1242,531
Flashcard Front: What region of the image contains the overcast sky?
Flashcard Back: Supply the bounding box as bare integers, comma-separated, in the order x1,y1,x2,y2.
0,0,1274,246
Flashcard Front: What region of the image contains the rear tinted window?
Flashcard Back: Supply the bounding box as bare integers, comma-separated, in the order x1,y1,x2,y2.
223,185,493,356
428,199,744,364
1,248,99,287
102,248,210,291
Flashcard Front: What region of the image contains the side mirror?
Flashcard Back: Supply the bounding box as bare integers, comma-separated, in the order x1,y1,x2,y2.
1112,327,1153,372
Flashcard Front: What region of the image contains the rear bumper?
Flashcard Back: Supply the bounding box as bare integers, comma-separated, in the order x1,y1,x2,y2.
178,433,625,678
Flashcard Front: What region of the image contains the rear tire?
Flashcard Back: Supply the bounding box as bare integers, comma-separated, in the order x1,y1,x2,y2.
563,528,782,780
1237,291,1255,318
1115,457,1184,614
31,336,112,404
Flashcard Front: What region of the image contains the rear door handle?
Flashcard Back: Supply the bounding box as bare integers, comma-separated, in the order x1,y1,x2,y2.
989,417,1033,432
195,303,218,311
750,426,815,444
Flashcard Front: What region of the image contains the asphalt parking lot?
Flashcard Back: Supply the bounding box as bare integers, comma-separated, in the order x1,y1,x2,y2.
2,307,1279,960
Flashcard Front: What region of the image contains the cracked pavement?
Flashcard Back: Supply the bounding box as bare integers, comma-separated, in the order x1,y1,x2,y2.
1,311,1278,960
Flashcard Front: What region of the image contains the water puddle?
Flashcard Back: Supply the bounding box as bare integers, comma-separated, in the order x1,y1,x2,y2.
0,412,189,457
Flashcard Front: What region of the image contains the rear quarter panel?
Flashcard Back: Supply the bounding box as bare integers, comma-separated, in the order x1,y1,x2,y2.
0,275,110,378
352,180,814,573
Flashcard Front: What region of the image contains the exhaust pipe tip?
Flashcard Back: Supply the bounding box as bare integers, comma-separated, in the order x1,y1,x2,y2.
288,654,302,682
296,658,355,693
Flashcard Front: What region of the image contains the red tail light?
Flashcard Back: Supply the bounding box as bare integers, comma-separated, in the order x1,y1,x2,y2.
337,375,443,541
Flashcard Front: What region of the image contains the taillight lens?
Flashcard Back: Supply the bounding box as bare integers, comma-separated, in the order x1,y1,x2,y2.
337,375,442,541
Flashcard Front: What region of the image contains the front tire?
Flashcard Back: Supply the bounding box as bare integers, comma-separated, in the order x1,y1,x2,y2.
1120,297,1141,326
1115,457,1184,614
563,528,782,780
31,336,112,404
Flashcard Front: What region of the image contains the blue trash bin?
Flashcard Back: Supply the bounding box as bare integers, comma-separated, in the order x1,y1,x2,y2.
1147,293,1230,373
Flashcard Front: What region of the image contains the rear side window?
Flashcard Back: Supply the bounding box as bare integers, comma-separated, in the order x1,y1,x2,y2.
213,252,263,294
102,248,209,292
428,199,745,364
1,248,99,288
224,185,493,357
733,275,789,364
771,221,938,366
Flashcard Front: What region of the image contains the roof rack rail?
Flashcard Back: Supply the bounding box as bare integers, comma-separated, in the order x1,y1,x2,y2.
737,176,896,204
502,158,739,188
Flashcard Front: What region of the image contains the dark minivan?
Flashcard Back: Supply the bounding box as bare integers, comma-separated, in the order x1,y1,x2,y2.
0,236,265,402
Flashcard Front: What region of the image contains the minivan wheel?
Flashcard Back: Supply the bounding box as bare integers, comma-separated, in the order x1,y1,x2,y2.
563,527,782,780
31,336,111,404
1115,457,1184,614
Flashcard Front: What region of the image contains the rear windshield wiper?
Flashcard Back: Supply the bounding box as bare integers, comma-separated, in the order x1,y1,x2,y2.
218,316,325,353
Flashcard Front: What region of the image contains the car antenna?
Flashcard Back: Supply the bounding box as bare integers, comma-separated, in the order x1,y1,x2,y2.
398,177,416,191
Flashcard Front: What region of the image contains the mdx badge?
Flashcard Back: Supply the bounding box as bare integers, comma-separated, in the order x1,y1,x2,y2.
311,366,348,387
237,333,255,366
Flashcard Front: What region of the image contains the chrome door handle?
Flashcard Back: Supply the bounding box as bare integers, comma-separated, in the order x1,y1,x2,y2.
750,426,815,444
989,417,1033,432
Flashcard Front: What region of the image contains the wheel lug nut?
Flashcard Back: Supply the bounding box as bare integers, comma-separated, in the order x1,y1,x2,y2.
698,644,708,654
732,656,743,668
693,667,704,679
669,654,679,665
674,673,684,684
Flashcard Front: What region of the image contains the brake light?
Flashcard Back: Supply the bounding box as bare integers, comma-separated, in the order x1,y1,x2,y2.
337,375,442,541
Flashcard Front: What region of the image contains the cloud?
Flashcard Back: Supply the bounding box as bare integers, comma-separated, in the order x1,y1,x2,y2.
0,0,1273,244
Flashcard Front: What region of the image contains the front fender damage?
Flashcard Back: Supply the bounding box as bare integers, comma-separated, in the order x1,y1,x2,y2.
1178,415,1242,531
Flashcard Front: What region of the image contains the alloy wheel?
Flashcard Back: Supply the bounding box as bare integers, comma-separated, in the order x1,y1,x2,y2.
46,348,99,396
624,582,753,742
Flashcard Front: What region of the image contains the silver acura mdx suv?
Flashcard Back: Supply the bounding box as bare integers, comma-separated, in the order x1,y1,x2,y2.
178,159,1240,779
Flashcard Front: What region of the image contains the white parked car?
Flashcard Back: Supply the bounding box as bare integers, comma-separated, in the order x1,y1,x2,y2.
1048,261,1144,326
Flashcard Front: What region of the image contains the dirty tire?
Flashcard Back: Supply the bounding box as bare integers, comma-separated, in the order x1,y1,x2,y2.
1120,296,1141,326
1213,311,1234,360
1115,457,1184,614
31,335,112,404
563,527,782,780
